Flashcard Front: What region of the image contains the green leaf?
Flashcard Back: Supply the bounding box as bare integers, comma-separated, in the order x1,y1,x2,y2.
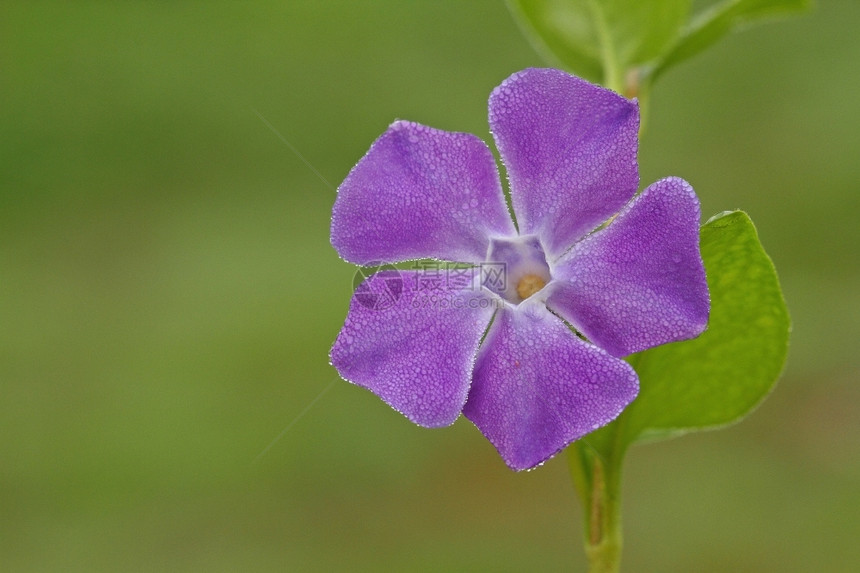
585,211,790,456
653,0,813,79
507,0,690,92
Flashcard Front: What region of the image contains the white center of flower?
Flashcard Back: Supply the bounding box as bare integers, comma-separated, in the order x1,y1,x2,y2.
483,235,551,304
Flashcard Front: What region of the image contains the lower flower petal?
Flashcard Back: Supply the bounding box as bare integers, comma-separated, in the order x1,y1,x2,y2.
547,177,710,358
463,303,638,471
331,270,497,427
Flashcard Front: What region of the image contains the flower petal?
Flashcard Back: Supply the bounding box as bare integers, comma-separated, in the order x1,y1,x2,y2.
330,270,497,427
463,303,638,471
331,121,516,265
547,177,709,358
488,68,640,259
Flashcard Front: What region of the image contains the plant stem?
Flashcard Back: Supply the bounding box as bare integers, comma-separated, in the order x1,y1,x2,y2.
567,442,624,573
586,0,623,94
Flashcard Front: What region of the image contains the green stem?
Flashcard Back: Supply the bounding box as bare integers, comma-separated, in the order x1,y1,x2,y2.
582,0,650,134
586,0,623,94
567,442,625,573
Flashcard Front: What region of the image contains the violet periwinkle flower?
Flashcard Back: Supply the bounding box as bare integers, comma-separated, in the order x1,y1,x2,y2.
329,68,709,471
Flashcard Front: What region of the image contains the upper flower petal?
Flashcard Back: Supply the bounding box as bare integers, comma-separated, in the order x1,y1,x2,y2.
488,68,640,259
463,303,639,471
331,121,516,265
330,270,496,427
547,177,710,358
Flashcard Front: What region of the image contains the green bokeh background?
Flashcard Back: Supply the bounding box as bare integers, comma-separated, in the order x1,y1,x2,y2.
2,2,858,571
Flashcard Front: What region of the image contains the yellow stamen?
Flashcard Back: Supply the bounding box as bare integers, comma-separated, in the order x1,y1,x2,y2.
516,274,546,301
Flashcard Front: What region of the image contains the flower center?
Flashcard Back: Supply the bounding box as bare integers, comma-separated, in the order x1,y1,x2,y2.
516,274,547,300
483,235,551,305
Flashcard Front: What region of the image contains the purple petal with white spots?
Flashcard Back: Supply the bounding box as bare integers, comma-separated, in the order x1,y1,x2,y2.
463,303,639,471
330,271,496,427
331,121,516,265
489,68,640,259
547,177,709,358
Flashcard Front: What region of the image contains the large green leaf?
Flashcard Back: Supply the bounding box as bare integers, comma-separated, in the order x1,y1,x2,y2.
585,211,790,456
654,0,813,79
507,0,690,90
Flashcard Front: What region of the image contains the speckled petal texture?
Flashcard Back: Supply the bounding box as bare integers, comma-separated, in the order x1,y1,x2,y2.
547,177,709,358
489,68,640,259
330,271,496,427
463,303,639,471
331,121,516,265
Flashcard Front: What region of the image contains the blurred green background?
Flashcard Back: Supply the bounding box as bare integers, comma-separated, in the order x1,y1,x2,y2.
2,1,858,571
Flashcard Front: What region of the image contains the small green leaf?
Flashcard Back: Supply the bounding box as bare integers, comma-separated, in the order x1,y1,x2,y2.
653,0,813,79
585,211,789,456
507,0,690,92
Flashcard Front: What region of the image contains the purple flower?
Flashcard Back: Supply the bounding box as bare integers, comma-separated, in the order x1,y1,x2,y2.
329,68,709,471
